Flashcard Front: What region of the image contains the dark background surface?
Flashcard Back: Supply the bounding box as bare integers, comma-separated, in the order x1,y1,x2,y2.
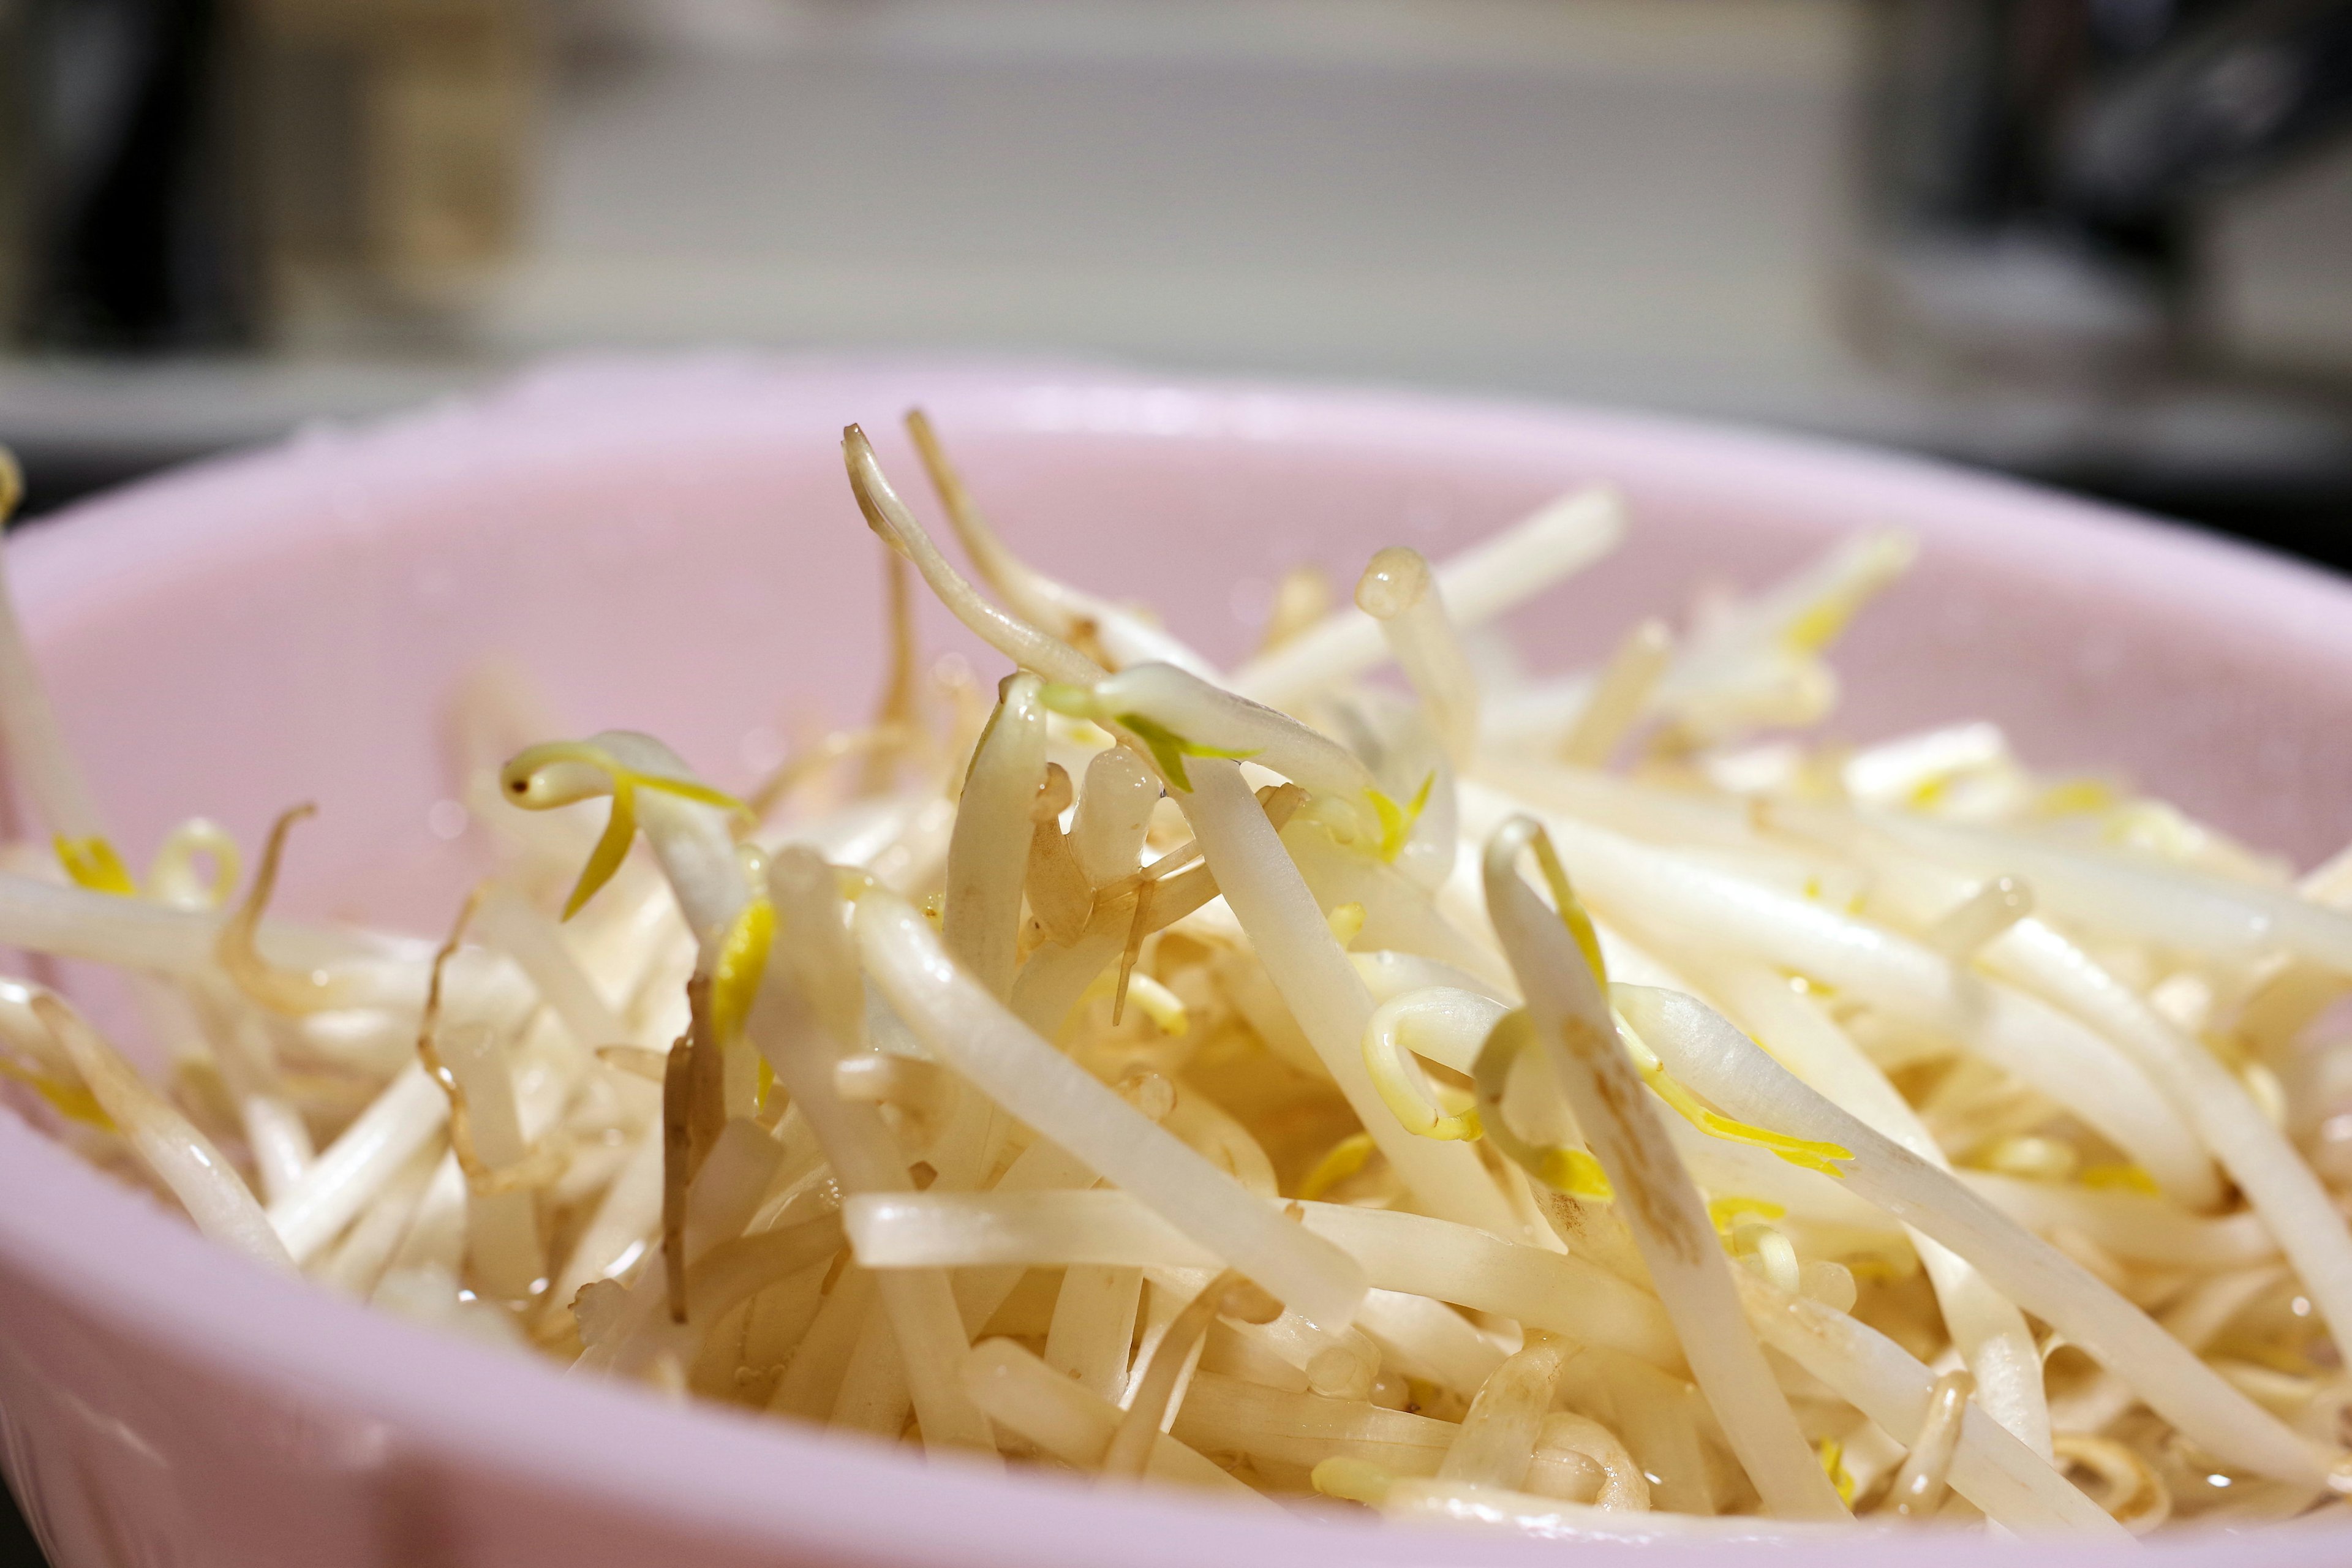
0,1478,39,1566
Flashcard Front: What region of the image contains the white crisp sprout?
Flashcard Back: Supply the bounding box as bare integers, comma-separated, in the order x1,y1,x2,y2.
4,418,2349,1542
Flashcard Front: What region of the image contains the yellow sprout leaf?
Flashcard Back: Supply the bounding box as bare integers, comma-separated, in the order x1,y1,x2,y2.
1818,1438,1856,1506
1523,831,1606,986
505,739,749,818
1535,1145,1614,1201
1469,1006,1612,1199
1784,604,1856,657
1297,1131,1378,1201
1038,685,1270,794
2081,1163,2160,1195
1112,712,1259,794
1708,1196,1787,1235
1367,772,1436,862
2035,777,2120,817
502,741,753,920
1779,534,1915,656
1036,685,1266,792
1645,1065,1852,1177
1326,901,1366,948
566,783,639,919
634,773,754,818
55,835,136,897
1618,1011,1852,1178
0,1059,112,1130
708,897,775,1046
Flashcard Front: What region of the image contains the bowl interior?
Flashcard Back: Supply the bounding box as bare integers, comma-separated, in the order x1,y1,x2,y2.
9,357,2352,1567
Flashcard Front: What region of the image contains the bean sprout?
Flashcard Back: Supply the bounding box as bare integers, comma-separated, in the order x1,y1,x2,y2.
6,418,2349,1542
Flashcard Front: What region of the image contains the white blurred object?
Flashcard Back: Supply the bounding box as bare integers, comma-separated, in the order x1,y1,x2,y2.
502,0,1864,410
4,0,2346,502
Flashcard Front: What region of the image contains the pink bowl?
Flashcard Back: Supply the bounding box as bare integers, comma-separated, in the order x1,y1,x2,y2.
3,358,2349,1567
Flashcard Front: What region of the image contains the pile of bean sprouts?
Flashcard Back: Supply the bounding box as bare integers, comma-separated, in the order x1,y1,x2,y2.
3,422,2351,1545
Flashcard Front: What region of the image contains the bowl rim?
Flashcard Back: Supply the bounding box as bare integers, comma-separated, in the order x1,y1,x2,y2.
4,354,2346,1567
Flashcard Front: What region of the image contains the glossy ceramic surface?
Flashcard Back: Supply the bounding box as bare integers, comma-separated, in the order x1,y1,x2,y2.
3,358,2349,1567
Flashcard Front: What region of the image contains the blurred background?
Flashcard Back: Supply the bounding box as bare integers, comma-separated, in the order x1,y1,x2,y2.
0,0,2343,1556
2,0,2350,558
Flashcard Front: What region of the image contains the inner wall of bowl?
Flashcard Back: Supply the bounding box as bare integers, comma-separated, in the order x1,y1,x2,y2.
22,361,2352,960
